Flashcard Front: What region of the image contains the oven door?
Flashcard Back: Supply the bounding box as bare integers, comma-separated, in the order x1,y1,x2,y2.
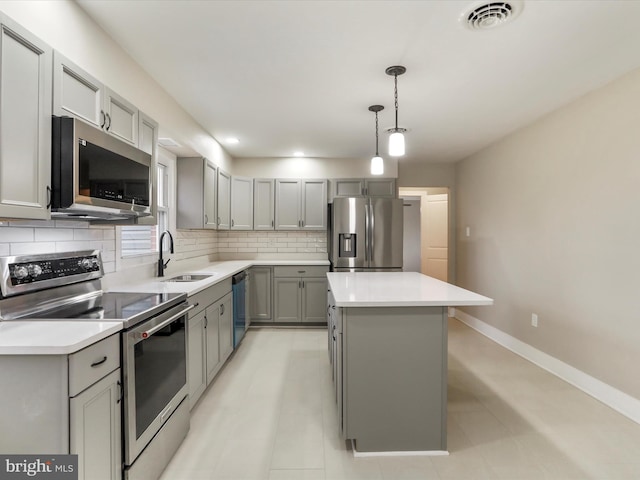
122,301,194,465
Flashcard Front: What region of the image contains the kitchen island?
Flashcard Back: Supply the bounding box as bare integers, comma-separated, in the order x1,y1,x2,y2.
326,272,493,455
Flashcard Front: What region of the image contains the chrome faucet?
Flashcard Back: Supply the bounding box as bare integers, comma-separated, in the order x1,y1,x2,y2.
157,230,174,277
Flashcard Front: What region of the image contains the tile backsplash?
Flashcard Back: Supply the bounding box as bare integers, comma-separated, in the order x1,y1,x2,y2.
0,220,117,272
0,221,327,278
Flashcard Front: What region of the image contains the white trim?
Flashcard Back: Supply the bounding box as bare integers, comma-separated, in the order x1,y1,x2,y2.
351,440,449,457
453,308,640,426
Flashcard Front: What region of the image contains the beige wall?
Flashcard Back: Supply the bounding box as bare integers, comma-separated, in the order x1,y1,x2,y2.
233,157,398,178
455,66,640,401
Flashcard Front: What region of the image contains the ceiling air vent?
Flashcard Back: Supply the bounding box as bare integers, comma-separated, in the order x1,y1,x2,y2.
462,1,522,30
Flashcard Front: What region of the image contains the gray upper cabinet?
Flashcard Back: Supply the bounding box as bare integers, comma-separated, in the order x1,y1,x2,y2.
0,14,52,220
365,178,397,198
301,179,327,229
53,50,103,128
203,161,218,228
103,87,138,146
274,179,301,230
136,111,158,226
275,179,327,230
217,169,231,230
253,179,275,230
230,176,253,230
53,51,138,147
331,178,397,199
177,157,217,229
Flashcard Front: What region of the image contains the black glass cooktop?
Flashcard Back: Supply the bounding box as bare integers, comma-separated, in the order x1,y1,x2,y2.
30,291,187,327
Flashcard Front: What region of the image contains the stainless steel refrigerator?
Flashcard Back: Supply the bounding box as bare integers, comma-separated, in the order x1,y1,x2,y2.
328,197,403,271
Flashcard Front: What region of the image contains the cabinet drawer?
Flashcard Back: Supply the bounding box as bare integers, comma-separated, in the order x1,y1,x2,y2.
273,265,329,278
69,334,120,397
188,278,232,317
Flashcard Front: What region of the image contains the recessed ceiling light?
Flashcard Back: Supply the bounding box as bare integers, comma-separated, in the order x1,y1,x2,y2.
225,137,240,144
293,151,305,157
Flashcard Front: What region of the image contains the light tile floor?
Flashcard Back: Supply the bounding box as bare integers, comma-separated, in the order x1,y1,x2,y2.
160,320,640,480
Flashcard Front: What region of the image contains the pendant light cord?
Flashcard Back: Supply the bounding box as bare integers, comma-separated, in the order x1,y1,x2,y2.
394,74,399,130
375,111,380,156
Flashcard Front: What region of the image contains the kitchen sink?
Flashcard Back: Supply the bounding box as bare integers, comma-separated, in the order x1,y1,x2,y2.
163,274,213,282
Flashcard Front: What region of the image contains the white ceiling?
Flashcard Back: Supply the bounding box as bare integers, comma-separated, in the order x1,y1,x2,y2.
77,0,640,164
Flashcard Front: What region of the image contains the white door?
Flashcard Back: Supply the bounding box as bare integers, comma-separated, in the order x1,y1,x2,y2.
424,193,448,282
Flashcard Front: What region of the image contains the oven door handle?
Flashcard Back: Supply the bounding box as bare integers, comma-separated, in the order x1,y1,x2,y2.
139,303,195,340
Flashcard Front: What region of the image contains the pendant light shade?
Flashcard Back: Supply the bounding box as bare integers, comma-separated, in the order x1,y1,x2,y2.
371,156,384,175
386,65,407,157
388,131,405,157
368,105,384,176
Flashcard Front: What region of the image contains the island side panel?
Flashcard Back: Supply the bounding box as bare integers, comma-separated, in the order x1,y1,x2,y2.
343,306,447,452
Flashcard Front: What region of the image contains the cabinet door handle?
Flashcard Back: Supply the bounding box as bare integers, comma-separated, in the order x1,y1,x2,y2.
117,380,122,404
204,316,208,328
302,280,305,288
301,220,305,227
271,220,274,227
220,304,225,315
205,214,208,224
91,356,108,367
231,219,235,227
217,217,221,225
46,186,52,209
105,113,112,131
100,110,106,129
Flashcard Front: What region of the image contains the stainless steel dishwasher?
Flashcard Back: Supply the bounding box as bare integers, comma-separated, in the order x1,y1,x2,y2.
232,270,248,348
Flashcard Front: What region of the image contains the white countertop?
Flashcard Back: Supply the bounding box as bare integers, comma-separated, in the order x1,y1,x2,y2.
0,321,122,355
327,272,493,307
0,259,329,355
108,259,330,296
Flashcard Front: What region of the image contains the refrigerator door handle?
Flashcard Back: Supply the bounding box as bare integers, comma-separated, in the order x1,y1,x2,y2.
364,203,370,262
369,201,375,258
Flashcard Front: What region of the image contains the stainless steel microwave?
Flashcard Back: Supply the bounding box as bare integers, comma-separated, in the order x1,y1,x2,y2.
51,116,152,221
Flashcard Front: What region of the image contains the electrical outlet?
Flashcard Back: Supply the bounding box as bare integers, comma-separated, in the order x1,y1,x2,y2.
531,313,538,327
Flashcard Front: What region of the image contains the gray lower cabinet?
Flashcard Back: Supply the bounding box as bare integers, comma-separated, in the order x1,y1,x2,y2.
186,280,233,409
273,266,328,323
0,13,52,220
248,266,273,322
187,309,207,408
70,368,122,480
332,305,448,452
0,334,122,480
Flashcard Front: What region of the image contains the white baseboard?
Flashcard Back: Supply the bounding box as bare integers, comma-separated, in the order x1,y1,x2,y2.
452,308,640,426
351,440,449,457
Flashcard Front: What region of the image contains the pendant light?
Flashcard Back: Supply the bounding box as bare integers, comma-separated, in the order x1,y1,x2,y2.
368,105,384,175
386,65,407,157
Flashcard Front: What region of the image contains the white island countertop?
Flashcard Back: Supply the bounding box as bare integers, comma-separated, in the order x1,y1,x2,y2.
327,272,493,307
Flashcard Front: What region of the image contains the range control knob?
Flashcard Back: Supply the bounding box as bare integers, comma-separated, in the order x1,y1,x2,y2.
13,266,29,280
27,264,43,278
81,258,94,270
